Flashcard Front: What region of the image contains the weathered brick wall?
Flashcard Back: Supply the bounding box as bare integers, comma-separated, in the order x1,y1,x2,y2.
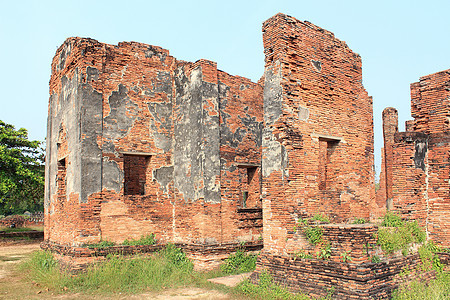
384,70,450,247
426,134,450,246
218,70,263,243
46,37,263,256
411,70,450,134
391,132,428,226
261,13,375,255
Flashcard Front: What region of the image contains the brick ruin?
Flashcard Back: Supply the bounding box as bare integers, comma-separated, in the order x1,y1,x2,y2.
378,69,450,248
44,12,448,299
44,37,264,268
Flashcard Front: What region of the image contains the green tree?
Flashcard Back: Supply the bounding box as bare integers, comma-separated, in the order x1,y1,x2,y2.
0,120,44,215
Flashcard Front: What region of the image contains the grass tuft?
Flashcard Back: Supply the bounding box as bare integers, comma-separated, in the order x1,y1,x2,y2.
238,271,311,299
220,248,257,274
392,271,450,300
122,233,156,246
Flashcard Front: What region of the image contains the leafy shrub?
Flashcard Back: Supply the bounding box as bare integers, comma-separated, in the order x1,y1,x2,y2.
381,212,404,227
418,241,443,272
316,243,331,260
293,250,314,260
122,234,156,246
340,250,352,263
371,255,381,263
377,218,425,255
221,248,257,274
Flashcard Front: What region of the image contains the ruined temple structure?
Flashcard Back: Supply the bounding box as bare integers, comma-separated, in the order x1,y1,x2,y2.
44,12,447,299
44,37,264,268
378,69,450,248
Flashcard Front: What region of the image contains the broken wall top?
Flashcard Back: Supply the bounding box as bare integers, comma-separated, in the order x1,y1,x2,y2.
410,69,450,134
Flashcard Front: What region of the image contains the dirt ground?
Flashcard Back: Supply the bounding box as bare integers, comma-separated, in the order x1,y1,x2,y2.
0,240,235,300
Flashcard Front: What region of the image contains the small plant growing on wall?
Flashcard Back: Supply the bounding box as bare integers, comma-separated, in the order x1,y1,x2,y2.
371,255,381,263
294,217,324,245
353,218,366,224
312,213,330,223
340,250,352,263
316,243,331,260
293,250,314,260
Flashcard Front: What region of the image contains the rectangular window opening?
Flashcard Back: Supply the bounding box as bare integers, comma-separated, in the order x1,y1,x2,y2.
57,158,67,201
124,154,151,196
238,166,259,208
319,138,339,191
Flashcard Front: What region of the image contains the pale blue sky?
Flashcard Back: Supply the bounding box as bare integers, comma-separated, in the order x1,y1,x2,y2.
1,0,449,177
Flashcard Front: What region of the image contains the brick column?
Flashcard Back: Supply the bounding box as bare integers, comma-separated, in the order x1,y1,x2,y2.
382,107,398,209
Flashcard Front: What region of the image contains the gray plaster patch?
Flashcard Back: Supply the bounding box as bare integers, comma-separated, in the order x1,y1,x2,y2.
262,60,287,179
80,83,103,202
102,157,123,192
57,41,72,72
154,166,174,194
414,140,428,171
103,84,138,152
86,67,99,82
173,65,220,203
264,62,282,125
148,101,173,152
298,105,309,121
311,60,322,72
262,127,288,178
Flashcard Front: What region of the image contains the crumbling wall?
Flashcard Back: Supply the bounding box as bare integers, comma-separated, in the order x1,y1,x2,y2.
261,13,376,255
45,37,264,253
218,70,263,242
383,69,450,247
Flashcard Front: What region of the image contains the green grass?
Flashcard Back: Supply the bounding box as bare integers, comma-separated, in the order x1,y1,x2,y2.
377,215,426,255
84,234,157,249
392,271,450,300
122,233,156,246
0,227,42,232
20,244,198,294
238,271,311,300
220,248,257,275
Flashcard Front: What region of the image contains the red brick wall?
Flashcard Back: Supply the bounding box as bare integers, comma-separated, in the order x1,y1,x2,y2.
411,70,450,134
261,13,375,255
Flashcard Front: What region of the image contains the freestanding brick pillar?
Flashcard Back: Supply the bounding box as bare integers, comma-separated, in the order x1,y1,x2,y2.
381,107,398,209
